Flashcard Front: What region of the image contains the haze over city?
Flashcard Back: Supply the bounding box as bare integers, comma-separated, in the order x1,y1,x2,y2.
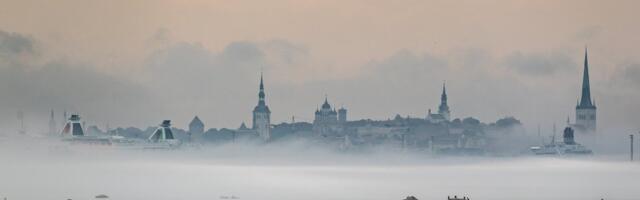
1,0,639,133
1,1,640,200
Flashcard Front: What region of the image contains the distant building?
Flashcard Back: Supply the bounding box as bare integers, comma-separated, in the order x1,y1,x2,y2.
573,48,597,133
252,74,271,141
49,109,57,135
188,116,204,142
427,82,450,123
236,122,257,137
426,109,446,123
313,96,339,136
239,122,249,130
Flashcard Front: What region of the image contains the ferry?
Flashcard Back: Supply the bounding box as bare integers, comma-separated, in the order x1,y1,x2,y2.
530,127,592,155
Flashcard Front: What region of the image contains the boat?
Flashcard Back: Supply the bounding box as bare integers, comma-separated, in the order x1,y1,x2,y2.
60,114,111,145
142,120,181,149
530,127,592,155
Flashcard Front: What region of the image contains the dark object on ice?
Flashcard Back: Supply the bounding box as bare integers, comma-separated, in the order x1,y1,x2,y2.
95,194,109,198
403,196,418,200
448,195,470,200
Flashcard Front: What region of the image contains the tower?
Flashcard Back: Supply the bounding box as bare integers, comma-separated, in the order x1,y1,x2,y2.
252,73,271,141
575,48,596,133
49,109,57,135
338,107,347,124
438,82,451,121
188,116,204,142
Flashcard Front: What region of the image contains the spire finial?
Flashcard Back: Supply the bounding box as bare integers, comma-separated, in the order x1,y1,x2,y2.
584,45,588,68
259,71,264,90
442,80,447,94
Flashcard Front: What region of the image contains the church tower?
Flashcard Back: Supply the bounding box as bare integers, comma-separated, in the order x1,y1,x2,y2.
575,48,596,133
438,82,451,121
252,73,271,141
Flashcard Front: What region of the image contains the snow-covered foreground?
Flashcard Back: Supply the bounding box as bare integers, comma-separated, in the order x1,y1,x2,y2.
0,137,638,200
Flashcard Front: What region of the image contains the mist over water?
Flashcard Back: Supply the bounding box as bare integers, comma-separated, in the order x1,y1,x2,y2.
1,136,638,200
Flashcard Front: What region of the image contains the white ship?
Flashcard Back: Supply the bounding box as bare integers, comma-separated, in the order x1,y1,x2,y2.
530,127,592,155
142,120,181,149
60,114,111,145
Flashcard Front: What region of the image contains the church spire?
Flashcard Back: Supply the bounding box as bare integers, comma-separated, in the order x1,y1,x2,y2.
258,72,265,106
441,81,447,103
437,81,450,120
578,47,595,109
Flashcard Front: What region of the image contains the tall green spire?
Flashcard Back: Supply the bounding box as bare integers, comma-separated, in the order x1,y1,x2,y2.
578,47,595,109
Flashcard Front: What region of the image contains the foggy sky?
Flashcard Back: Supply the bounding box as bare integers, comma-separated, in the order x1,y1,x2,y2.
0,0,639,134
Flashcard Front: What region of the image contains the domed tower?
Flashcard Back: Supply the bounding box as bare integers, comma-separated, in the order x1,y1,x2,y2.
252,73,271,141
313,96,338,136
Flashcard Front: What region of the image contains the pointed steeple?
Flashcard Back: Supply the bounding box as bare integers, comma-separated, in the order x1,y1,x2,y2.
578,47,595,109
438,81,450,117
258,72,266,106
260,71,264,90
253,72,270,114
441,81,448,103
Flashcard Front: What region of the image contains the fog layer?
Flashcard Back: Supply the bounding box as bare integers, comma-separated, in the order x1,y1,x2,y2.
1,137,638,200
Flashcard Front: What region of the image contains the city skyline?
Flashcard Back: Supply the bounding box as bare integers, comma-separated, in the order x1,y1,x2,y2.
0,1,639,135
0,49,614,134
2,2,639,200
